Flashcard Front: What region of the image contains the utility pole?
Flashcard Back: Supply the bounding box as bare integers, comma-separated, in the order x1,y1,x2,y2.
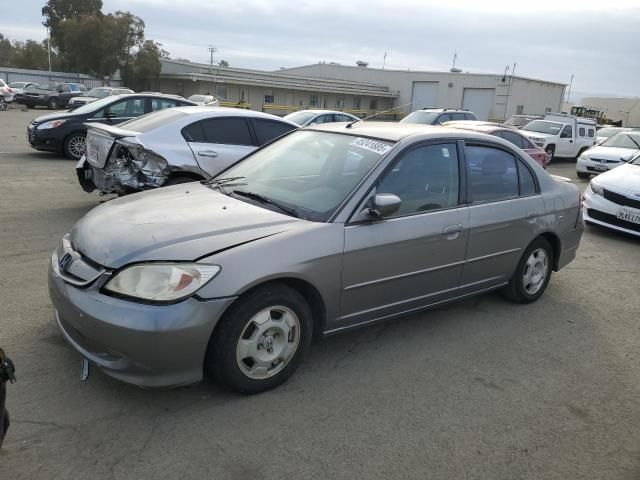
383,51,387,70
43,13,52,72
208,45,217,73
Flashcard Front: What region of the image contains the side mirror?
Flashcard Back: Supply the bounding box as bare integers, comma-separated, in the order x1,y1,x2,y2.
367,193,402,218
105,111,117,118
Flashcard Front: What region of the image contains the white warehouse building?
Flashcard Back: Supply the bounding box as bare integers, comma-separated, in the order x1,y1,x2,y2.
154,59,566,121
281,63,567,121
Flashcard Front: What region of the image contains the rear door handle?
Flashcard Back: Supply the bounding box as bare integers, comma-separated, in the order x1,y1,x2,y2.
198,150,219,158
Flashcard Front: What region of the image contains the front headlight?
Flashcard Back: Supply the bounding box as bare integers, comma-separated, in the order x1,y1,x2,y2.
589,181,604,196
104,263,221,302
38,119,67,130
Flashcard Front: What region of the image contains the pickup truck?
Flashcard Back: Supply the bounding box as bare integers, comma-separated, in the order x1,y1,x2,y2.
18,82,87,110
520,114,597,160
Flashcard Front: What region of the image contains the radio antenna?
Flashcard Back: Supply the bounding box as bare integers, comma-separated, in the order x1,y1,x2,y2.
345,102,413,128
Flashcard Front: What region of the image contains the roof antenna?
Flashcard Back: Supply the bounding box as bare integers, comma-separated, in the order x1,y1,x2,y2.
345,102,413,128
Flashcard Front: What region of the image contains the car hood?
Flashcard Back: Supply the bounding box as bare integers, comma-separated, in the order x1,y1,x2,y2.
70,183,302,268
521,131,556,140
593,164,640,194
34,110,80,123
582,145,638,160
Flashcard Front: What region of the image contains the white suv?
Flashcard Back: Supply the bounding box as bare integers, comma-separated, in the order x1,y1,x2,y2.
520,114,596,160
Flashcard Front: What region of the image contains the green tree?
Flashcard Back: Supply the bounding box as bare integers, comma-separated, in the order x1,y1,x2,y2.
218,59,229,67
0,33,12,66
129,40,164,90
10,40,50,70
42,0,103,51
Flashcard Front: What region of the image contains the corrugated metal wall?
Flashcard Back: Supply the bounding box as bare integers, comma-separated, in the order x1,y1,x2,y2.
0,67,121,88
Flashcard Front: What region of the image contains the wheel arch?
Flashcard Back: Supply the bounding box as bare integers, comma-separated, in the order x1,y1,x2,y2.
212,277,327,340
537,231,561,271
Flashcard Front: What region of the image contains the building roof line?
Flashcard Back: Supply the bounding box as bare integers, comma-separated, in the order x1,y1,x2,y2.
278,63,568,87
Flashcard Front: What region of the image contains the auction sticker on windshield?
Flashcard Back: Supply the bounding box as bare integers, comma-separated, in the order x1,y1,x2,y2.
351,137,392,155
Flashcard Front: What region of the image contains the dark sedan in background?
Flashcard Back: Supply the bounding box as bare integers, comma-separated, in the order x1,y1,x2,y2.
27,93,196,160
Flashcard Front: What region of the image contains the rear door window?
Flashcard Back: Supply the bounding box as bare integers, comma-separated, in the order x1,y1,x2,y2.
436,113,451,123
199,117,253,145
449,112,466,121
253,119,296,145
465,145,519,203
517,160,537,196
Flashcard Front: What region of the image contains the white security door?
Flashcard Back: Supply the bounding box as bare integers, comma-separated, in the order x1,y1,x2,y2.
410,82,439,112
462,88,496,121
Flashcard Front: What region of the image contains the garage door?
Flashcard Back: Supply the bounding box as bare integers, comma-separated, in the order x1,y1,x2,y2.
462,88,495,121
411,82,439,112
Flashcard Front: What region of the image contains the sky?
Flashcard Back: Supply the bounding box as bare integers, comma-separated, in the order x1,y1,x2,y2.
2,0,639,100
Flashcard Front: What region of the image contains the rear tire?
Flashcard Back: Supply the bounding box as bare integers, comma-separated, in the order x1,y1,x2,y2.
205,283,313,394
0,97,7,111
577,171,590,179
502,237,554,304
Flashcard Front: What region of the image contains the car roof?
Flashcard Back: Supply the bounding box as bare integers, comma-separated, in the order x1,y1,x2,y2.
167,106,299,124
306,121,508,143
445,122,507,134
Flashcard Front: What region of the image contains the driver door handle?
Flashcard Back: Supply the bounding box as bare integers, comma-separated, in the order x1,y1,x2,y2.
198,150,219,158
443,224,463,239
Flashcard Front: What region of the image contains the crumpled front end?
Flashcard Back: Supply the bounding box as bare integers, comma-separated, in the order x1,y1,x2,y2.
77,139,171,195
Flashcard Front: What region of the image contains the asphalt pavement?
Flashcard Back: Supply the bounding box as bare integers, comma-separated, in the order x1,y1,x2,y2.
0,107,639,479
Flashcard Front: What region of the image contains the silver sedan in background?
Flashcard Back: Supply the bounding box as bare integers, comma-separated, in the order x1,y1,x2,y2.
187,94,220,106
284,109,359,126
77,107,298,194
53,122,583,394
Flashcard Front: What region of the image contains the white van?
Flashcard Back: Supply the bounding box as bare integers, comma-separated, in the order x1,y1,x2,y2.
520,113,597,160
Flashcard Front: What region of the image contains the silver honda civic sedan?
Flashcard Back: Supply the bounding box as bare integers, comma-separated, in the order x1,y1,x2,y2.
49,122,584,393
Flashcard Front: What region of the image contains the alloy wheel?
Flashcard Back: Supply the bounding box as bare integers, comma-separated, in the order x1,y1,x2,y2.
67,135,86,159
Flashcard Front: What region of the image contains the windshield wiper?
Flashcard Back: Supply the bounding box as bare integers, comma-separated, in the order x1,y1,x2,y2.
203,176,247,195
232,190,300,218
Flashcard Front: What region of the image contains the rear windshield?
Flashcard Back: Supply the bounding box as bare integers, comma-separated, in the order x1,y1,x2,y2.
597,127,624,138
400,111,440,125
284,111,317,126
118,108,189,133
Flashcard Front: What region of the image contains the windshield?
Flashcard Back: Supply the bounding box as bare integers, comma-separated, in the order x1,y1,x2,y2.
24,84,38,91
521,120,564,135
597,127,623,138
72,95,122,114
284,111,317,126
9,82,28,89
219,131,394,221
505,116,535,127
631,153,640,165
601,132,640,149
37,83,58,91
400,111,440,125
86,88,111,98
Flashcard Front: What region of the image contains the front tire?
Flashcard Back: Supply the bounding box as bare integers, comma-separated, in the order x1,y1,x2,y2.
63,133,86,160
205,283,313,394
577,171,590,179
545,145,555,161
0,97,7,111
48,97,58,110
502,237,554,304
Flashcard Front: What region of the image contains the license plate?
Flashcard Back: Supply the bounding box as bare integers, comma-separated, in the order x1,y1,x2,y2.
594,164,608,172
617,209,640,224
